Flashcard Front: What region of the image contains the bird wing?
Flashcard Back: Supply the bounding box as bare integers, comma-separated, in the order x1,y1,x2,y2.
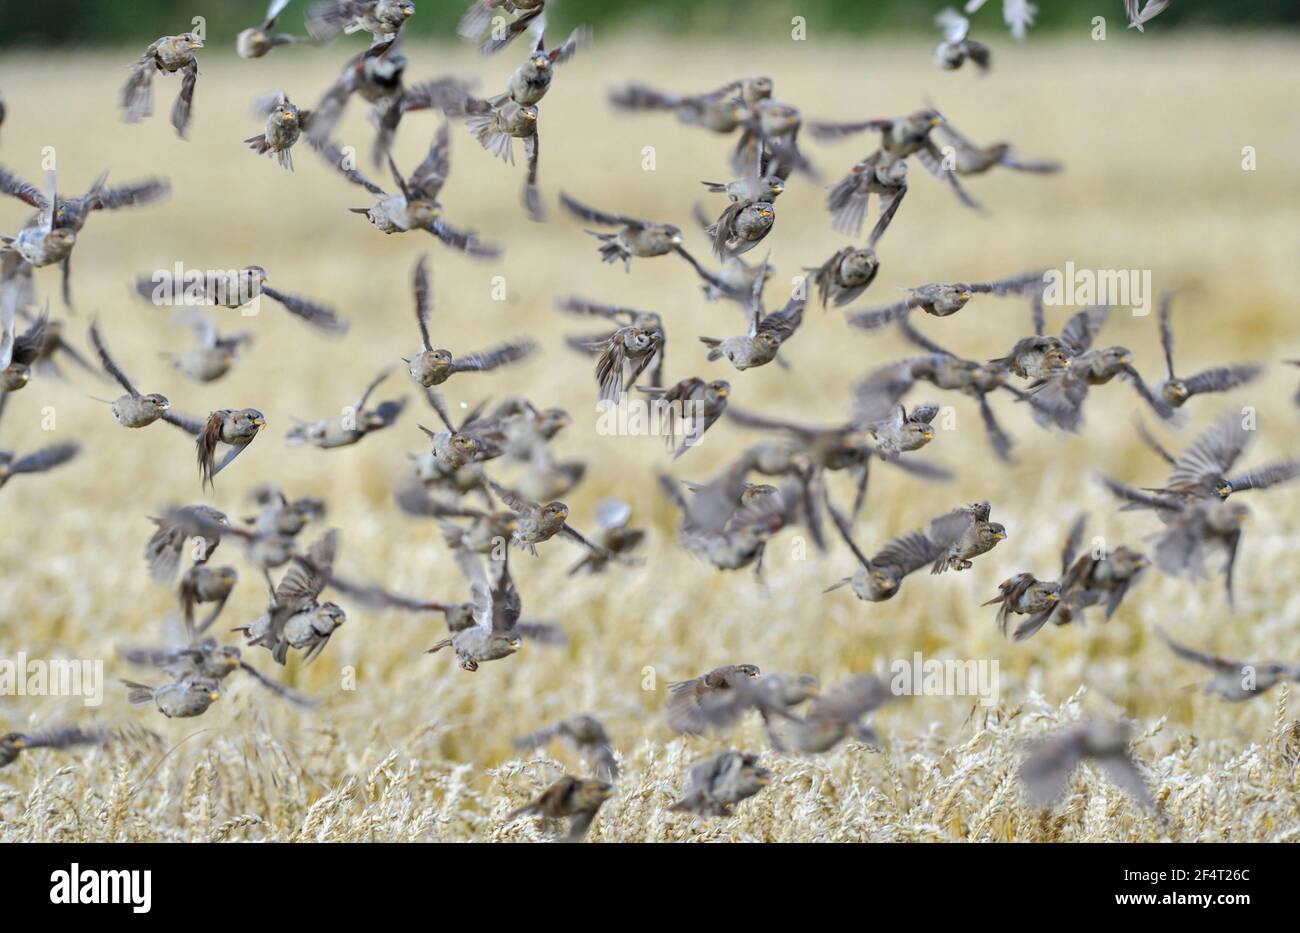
88,321,140,396
1168,411,1251,494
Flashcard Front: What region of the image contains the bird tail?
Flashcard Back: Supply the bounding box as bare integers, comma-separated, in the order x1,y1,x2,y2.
438,522,465,550
120,69,154,123
609,84,680,111
698,336,722,361
426,638,453,655
120,680,155,706
245,133,271,155
930,556,950,575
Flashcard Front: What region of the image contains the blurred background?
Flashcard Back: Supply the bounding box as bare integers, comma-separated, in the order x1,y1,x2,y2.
2,0,1300,44
0,2,1298,841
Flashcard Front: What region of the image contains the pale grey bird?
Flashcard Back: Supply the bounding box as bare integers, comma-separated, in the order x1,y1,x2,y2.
807,245,881,309
700,262,805,371
858,403,939,459
196,408,267,490
237,0,311,58
87,320,203,434
120,33,204,137
426,549,525,671
566,498,645,575
1125,0,1172,31
1043,513,1149,638
847,271,1046,332
245,93,316,171
667,750,772,817
696,672,820,739
163,309,252,384
928,501,1006,574
636,377,730,458
405,255,536,388
771,674,893,753
485,479,607,559
1,171,75,273
134,264,346,335
144,505,230,583
120,638,315,708
1156,293,1262,410
822,149,909,242
824,496,944,602
1098,475,1248,605
935,122,1062,177
609,78,752,135
557,295,667,387
178,564,239,636
458,0,548,55
1157,628,1300,702
559,192,696,271
307,0,415,43
123,676,222,719
933,8,992,72
235,529,347,665
1019,721,1155,812
285,368,406,449
514,714,619,780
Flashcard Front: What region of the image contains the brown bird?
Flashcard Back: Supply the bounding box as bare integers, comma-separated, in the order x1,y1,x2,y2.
88,320,204,435
1,726,107,769
121,33,204,137
1156,293,1262,411
197,408,267,490
847,271,1046,332
1157,627,1300,702
667,750,772,817
506,774,613,843
666,664,762,735
514,715,619,780
1020,721,1155,812
559,192,694,271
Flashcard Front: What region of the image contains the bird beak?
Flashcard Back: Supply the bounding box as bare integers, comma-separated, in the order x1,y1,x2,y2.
1047,592,1059,602
960,290,972,300
11,738,24,749
192,40,205,49
716,386,729,397
993,531,1006,540
1120,354,1133,364
930,115,943,126
253,415,267,427
209,691,221,702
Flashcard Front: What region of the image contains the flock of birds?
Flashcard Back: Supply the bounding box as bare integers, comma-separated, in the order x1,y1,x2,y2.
1,0,1296,842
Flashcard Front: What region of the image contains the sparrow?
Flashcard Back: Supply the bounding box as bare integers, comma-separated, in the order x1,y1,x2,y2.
823,149,909,242
123,676,222,719
770,674,893,753
307,0,415,43
197,408,267,490
636,377,730,458
318,129,500,256
179,564,239,637
1131,410,1300,503
245,93,315,171
1156,293,1262,410
15,316,101,382
566,498,645,575
579,323,664,402
934,8,992,72
928,501,1006,574
559,193,693,271
121,638,315,707
935,122,1062,176
308,37,419,161
237,0,311,58
506,775,613,843
847,271,1045,332
1019,721,1155,812
695,672,820,739
1,171,75,272
1040,513,1149,638
403,493,519,555
286,368,406,449
1098,475,1248,605
0,437,80,490
666,664,761,735
427,549,526,671
458,0,548,55
700,265,805,371
732,98,815,179
1,726,106,769
246,485,327,538
609,79,753,134
557,295,667,386
989,335,1073,382
144,505,230,583
1,313,49,390
164,309,252,383
706,200,775,258
134,265,347,335
854,320,1024,464
1,165,169,307
667,750,771,817
1126,0,1172,31
88,320,204,434
120,33,203,137
824,495,944,602
807,246,881,308
1024,302,1169,431
236,529,346,665
486,479,607,558
858,403,939,458
500,27,588,105
984,572,1061,637
1157,628,1300,702
812,109,980,212
514,715,619,780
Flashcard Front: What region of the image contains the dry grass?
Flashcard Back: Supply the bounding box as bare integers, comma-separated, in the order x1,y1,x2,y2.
1,34,1299,842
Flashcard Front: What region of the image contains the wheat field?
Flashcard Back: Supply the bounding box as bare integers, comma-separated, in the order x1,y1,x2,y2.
1,32,1299,842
